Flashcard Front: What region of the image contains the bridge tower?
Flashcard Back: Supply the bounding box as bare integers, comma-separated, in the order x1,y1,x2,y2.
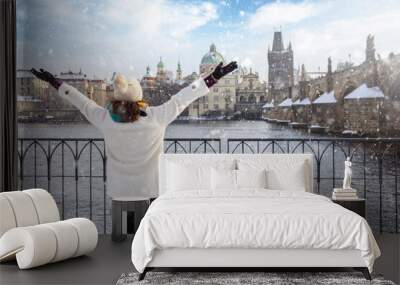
268,31,294,103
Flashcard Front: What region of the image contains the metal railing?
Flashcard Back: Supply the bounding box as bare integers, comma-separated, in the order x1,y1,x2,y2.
17,138,221,234
17,137,399,233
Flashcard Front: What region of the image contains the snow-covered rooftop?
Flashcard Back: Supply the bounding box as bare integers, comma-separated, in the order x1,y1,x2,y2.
300,98,311,105
313,91,337,104
278,98,293,107
292,97,311,106
262,102,274,109
344,83,385,100
292,99,301,106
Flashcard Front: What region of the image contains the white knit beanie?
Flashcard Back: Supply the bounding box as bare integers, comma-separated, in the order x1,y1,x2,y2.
112,73,143,102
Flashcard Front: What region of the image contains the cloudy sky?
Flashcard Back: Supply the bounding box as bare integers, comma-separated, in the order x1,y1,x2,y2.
17,0,400,81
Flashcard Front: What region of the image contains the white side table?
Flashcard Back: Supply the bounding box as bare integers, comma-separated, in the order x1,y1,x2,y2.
112,197,153,242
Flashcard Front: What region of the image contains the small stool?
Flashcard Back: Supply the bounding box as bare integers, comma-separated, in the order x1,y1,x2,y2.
111,197,152,242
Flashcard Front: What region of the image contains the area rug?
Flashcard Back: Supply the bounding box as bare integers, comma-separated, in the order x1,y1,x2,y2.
116,271,396,285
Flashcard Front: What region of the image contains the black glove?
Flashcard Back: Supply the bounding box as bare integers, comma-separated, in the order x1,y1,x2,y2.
31,68,63,90
204,61,238,88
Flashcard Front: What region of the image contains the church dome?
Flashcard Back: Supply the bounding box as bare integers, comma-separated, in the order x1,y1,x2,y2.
157,57,164,69
200,44,225,66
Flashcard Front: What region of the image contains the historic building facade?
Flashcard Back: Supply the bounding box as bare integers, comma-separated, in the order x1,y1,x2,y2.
235,69,267,119
188,44,238,117
141,60,190,107
16,69,48,116
156,57,167,82
17,69,107,122
140,45,266,119
141,66,157,90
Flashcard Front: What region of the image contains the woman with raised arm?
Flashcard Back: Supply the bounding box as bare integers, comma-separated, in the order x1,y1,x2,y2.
31,62,237,200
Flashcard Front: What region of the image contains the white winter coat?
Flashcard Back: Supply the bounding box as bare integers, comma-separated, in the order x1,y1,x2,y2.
58,79,209,199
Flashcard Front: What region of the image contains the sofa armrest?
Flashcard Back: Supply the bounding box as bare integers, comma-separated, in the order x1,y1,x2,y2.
0,225,57,268
0,218,98,269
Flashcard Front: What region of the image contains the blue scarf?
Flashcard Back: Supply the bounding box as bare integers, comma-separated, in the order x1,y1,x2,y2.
106,102,147,122
106,102,123,122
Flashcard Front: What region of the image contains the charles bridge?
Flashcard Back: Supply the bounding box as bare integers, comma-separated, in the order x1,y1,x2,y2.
264,35,400,136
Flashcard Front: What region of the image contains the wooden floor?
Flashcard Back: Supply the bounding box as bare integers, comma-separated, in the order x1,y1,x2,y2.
0,234,399,285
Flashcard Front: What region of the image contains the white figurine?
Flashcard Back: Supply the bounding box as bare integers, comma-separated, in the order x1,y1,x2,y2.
343,157,352,190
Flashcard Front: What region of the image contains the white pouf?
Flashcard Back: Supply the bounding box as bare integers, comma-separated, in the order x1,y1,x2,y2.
0,189,98,269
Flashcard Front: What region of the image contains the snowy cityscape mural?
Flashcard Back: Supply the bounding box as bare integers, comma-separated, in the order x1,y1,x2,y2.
15,0,400,233
16,0,400,136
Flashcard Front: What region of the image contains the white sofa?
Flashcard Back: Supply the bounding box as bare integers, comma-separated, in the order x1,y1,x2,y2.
0,189,98,269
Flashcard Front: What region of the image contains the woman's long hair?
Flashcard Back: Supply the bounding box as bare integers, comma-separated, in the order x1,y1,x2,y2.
111,101,141,122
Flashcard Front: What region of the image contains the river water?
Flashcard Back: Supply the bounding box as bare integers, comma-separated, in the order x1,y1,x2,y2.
18,121,398,233
19,120,314,139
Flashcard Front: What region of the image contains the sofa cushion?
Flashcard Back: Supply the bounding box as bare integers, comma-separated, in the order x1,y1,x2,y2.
0,191,39,228
0,189,60,238
65,218,98,257
42,221,79,262
24,189,60,224
0,218,98,269
0,196,17,237
0,225,57,269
